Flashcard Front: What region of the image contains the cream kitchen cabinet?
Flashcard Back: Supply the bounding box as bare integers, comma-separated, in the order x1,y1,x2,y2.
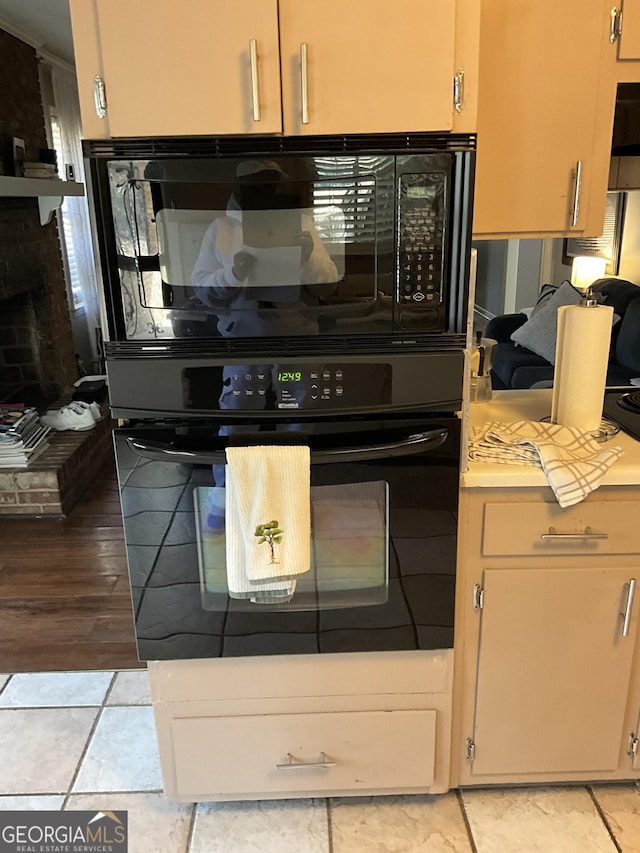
612,1,640,82
69,0,479,140
472,0,619,239
148,651,454,801
452,486,640,787
616,1,640,60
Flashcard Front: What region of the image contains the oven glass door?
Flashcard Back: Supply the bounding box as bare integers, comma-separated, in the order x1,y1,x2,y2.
115,416,459,660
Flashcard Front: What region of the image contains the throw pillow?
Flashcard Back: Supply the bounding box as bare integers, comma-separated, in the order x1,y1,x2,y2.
510,280,583,364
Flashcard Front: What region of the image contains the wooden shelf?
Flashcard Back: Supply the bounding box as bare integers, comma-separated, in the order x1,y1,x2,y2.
0,175,85,224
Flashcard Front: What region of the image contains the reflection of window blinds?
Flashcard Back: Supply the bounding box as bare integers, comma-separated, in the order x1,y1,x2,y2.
313,156,392,243
564,192,625,275
567,194,621,257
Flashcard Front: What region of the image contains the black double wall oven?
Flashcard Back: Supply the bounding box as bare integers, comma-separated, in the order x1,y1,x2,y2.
86,132,475,662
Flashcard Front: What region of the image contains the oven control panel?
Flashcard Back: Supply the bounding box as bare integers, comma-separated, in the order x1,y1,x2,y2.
185,362,393,411
107,352,464,418
397,172,447,308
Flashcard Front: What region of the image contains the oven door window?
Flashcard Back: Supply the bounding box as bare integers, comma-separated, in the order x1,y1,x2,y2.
106,155,394,340
194,481,389,611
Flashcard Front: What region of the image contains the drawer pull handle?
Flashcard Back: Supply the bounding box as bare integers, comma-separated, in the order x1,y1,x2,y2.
622,579,636,638
276,752,336,770
540,526,608,541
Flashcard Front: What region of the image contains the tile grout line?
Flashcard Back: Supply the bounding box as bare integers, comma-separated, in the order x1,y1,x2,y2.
184,801,199,853
62,671,118,808
587,786,623,853
0,675,13,698
325,797,334,853
455,788,479,853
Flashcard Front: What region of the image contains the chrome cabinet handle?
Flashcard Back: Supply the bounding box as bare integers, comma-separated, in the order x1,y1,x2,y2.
540,526,608,541
249,39,261,122
571,160,583,227
622,579,636,638
454,70,464,113
276,752,336,770
610,7,621,43
125,427,448,466
300,42,309,125
93,75,107,118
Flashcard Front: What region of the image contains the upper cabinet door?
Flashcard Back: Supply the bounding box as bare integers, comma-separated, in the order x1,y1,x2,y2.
473,0,616,238
618,0,640,59
92,0,282,137
278,0,457,135
70,0,474,139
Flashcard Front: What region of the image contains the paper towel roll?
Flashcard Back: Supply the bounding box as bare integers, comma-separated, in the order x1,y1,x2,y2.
551,303,613,431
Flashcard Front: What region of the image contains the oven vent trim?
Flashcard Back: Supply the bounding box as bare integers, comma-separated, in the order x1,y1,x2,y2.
83,132,477,160
105,334,466,358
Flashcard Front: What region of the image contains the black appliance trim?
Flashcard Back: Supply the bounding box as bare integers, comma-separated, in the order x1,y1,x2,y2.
83,132,476,159
603,388,640,442
105,334,467,358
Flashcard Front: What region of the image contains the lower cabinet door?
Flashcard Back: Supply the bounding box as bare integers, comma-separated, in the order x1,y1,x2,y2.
171,709,436,798
471,567,637,777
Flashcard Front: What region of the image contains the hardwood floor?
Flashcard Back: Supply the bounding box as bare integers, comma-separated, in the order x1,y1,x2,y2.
0,453,142,673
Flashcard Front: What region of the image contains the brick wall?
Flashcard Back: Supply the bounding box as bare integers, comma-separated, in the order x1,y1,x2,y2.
0,415,115,515
0,29,78,404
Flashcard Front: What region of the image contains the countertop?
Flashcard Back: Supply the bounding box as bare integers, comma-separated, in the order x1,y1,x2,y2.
461,389,640,489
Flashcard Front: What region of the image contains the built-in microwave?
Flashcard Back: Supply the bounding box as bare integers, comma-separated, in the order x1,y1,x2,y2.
85,133,475,353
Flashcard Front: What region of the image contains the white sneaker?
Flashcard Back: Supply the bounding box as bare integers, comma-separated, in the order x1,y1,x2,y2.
69,400,102,421
40,405,96,431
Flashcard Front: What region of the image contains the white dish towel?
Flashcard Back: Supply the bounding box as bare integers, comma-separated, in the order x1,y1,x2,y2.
469,420,623,508
225,445,311,603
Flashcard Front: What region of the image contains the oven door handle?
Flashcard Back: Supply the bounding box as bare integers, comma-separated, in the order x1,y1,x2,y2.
124,427,449,466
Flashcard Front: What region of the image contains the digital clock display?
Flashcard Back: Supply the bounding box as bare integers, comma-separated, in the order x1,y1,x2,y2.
277,371,302,382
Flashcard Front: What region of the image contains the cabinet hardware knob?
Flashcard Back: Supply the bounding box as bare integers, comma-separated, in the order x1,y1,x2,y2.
276,752,336,769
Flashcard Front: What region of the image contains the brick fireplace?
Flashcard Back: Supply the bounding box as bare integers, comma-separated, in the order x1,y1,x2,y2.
0,30,78,408
0,29,113,516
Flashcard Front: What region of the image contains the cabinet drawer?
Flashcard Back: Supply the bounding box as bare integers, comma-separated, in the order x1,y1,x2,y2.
172,709,436,798
482,500,639,557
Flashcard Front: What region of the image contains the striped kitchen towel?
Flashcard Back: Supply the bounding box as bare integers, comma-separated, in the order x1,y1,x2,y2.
469,420,623,507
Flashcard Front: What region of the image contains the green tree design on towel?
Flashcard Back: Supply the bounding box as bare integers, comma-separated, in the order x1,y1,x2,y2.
254,520,284,565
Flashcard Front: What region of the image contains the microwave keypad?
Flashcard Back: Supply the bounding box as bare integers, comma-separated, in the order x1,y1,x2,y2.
397,173,446,305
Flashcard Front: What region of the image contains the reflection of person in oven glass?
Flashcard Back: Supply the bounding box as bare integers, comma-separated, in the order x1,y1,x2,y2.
192,159,339,487
193,158,339,409
191,158,338,338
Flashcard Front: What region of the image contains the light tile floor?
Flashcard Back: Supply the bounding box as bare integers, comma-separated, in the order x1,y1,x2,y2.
1,670,640,852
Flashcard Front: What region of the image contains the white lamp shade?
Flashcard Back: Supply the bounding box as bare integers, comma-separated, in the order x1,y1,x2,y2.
570,256,607,292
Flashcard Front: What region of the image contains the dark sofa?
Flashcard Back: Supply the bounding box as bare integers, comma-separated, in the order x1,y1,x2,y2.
485,278,640,390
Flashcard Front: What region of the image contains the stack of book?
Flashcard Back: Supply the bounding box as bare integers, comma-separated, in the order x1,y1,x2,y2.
23,161,58,179
0,404,52,468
